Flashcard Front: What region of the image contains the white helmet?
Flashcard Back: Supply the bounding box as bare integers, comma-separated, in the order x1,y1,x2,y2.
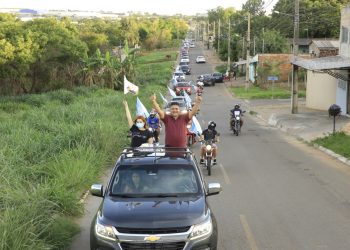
197,81,204,86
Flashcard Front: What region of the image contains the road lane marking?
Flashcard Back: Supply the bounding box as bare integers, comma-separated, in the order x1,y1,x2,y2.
240,215,259,250
219,163,231,185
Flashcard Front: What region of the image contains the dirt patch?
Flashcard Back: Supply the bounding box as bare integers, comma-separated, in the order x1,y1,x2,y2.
341,122,350,135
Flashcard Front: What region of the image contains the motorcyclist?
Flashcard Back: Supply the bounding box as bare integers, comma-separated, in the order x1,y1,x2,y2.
230,104,244,129
196,81,204,96
200,121,219,165
147,109,161,143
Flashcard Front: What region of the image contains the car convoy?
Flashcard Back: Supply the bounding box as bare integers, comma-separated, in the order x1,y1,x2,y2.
89,38,224,250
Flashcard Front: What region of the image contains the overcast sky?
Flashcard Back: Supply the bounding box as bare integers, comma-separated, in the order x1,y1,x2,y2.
0,0,278,15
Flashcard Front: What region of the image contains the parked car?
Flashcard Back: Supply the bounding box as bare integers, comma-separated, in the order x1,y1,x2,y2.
198,74,215,86
196,56,206,63
175,81,192,95
180,65,191,75
90,147,221,250
211,72,224,83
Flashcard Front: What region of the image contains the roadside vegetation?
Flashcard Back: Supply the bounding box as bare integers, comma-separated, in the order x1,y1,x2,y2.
312,132,350,159
0,14,187,95
0,48,172,249
230,85,306,99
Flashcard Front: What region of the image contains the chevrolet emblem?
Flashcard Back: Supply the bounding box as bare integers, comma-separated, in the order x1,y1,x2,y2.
144,235,161,242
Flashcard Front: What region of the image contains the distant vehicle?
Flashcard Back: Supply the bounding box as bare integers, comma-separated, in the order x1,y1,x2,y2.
198,74,215,86
179,61,189,66
173,71,185,81
196,56,206,63
180,58,190,63
190,43,195,48
211,72,224,83
180,65,191,75
175,82,192,95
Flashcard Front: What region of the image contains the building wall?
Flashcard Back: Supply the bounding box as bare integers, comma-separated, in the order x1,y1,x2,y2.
257,54,292,82
306,71,337,110
336,76,348,115
340,4,350,58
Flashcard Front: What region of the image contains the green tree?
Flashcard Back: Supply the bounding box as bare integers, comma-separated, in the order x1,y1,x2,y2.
242,0,266,16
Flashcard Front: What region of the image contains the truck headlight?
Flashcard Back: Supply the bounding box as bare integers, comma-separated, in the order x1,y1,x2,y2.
95,220,116,241
190,217,212,240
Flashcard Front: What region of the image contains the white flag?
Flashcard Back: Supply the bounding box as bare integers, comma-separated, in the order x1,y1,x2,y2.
124,76,139,95
189,116,202,136
183,91,192,108
167,86,177,98
159,92,168,104
136,97,149,118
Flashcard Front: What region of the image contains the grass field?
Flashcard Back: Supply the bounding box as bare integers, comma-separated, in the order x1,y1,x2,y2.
0,48,174,249
230,85,306,99
312,132,350,159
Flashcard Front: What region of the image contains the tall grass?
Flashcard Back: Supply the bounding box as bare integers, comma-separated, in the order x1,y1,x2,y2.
0,48,173,249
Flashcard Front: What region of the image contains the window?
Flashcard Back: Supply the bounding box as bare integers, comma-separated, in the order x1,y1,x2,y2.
111,165,200,196
341,26,349,43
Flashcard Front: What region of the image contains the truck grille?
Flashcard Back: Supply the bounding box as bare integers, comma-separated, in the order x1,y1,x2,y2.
120,242,186,250
116,227,191,234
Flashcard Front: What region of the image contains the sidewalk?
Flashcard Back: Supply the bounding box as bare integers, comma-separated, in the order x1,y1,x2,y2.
245,98,350,142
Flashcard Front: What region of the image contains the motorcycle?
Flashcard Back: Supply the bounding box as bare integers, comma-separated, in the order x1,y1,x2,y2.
201,139,216,176
230,110,245,136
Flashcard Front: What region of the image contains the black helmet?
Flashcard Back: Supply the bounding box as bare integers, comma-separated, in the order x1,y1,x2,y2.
234,104,240,109
208,121,216,129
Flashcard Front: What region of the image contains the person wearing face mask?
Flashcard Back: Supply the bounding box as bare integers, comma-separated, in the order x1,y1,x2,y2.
123,100,154,147
147,109,160,143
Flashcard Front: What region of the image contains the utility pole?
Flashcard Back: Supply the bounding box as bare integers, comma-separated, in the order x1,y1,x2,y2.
292,0,299,114
213,21,216,46
262,27,265,53
227,19,231,72
218,19,221,53
246,12,251,88
207,21,210,49
254,36,256,55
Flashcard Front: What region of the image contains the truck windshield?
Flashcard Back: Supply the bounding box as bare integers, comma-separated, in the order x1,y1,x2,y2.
110,165,201,197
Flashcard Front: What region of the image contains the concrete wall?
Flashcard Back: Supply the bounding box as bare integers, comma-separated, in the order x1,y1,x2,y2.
340,4,350,58
306,71,337,110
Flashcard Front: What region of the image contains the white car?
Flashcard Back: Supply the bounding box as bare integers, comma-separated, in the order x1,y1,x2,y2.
196,56,206,63
180,58,190,63
173,71,185,80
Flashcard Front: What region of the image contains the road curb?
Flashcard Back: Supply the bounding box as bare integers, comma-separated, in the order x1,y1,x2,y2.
315,144,350,166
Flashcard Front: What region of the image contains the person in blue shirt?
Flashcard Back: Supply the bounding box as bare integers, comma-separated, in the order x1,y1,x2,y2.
147,109,161,143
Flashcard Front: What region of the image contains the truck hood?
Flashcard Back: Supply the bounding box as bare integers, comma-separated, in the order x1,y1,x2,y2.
99,196,208,228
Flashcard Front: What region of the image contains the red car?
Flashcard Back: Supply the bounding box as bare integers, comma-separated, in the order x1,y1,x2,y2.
175,82,192,95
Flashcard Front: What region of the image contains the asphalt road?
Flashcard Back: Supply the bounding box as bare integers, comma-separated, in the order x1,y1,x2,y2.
71,44,350,250
189,44,350,250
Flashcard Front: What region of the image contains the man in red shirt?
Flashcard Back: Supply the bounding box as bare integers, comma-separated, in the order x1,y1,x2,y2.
150,94,202,148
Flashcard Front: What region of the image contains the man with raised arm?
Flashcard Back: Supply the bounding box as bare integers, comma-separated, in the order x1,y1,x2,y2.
150,94,202,148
